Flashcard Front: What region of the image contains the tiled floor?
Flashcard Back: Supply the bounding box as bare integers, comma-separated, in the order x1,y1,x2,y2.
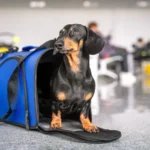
0,76,150,150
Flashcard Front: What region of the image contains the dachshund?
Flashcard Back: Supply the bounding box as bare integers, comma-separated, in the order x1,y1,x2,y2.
50,24,104,133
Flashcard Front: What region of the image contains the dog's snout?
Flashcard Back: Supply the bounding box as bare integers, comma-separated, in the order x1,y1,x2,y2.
55,41,64,49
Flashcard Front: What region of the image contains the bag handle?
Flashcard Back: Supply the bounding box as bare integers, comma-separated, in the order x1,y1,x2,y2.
22,46,38,51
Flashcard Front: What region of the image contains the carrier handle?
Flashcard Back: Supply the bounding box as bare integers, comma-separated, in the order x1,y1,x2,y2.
22,46,38,51
9,46,19,52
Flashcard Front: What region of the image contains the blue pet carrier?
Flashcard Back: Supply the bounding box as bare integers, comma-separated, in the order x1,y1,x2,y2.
0,39,121,143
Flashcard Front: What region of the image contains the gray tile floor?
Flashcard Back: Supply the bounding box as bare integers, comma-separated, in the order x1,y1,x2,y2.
0,76,150,150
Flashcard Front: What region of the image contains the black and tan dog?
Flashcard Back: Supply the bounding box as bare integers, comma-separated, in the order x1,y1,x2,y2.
50,24,104,133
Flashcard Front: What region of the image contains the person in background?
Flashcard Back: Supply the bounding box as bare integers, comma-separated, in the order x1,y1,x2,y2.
88,21,128,72
147,40,150,49
88,21,136,85
133,38,150,61
88,22,104,39
135,38,145,49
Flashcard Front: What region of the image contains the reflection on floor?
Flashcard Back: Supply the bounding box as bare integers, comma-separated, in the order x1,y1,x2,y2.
92,76,150,149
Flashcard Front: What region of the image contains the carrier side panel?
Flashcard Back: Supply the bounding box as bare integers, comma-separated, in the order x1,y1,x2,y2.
0,52,30,127
6,64,27,127
24,49,47,128
0,58,21,121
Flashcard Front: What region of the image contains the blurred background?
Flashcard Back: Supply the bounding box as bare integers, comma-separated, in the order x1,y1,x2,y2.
0,0,150,148
0,0,150,48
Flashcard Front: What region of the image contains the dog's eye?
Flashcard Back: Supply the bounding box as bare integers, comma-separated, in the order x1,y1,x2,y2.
59,30,65,36
73,30,79,35
59,31,63,36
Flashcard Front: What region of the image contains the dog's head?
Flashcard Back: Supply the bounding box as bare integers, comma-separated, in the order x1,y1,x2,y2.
54,24,104,55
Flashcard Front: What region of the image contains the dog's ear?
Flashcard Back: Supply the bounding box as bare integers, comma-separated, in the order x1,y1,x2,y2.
84,27,105,55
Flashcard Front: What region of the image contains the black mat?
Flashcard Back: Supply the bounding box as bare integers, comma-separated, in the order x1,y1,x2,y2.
38,118,121,143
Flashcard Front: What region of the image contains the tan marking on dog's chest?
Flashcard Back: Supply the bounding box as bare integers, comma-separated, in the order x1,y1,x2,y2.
66,52,80,72
57,92,66,101
66,40,83,73
85,92,93,101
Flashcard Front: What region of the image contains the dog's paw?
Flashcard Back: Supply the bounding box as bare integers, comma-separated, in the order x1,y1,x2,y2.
83,125,99,133
51,121,62,129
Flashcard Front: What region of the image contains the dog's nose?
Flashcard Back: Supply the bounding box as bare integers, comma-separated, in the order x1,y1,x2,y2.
55,41,64,49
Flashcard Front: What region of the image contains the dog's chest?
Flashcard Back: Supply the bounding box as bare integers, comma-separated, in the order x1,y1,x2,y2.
51,65,95,112
53,75,94,101
58,82,88,112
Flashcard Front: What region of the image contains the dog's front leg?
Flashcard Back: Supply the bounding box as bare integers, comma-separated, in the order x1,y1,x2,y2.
80,101,99,133
51,101,62,129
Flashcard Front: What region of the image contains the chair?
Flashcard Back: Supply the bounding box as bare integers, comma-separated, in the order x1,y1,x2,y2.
98,56,123,79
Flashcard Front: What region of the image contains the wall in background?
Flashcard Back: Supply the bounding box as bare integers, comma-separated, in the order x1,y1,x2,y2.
0,8,150,50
